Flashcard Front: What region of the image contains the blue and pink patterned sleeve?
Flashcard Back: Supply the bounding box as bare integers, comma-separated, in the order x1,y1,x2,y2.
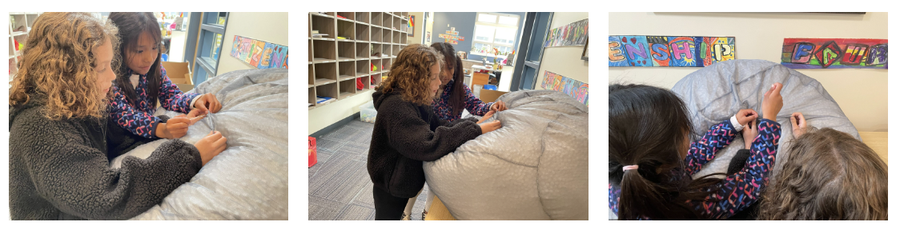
108,85,162,139
157,65,199,114
695,119,781,219
461,83,493,116
684,120,738,175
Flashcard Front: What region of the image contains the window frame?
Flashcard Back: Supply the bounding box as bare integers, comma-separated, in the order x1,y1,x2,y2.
470,12,520,58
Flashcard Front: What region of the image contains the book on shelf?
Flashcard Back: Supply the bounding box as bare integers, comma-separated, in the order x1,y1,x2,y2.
312,33,329,38
316,96,336,104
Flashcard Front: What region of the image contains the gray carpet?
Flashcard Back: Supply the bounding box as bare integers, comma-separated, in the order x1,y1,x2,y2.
309,120,430,220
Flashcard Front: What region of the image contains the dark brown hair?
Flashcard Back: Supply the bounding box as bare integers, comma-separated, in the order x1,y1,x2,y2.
9,12,120,119
430,43,466,117
759,128,888,220
380,44,443,105
609,84,722,219
108,12,162,108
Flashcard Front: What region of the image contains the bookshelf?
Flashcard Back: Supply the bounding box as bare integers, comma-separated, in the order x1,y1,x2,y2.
8,12,42,86
308,12,409,109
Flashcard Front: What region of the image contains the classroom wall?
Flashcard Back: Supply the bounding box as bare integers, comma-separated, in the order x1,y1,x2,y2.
536,12,590,87
608,12,888,132
431,12,526,62
408,12,423,45
218,12,289,75
424,12,434,46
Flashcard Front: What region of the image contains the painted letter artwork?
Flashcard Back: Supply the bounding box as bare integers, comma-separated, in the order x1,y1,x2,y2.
230,35,289,69
781,38,887,69
609,36,736,67
544,18,588,47
541,71,588,106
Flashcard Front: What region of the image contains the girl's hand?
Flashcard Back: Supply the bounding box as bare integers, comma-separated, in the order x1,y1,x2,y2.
742,119,758,149
195,93,222,113
490,100,508,112
194,131,228,166
187,108,206,125
479,120,502,134
735,109,758,127
790,112,808,138
761,83,784,121
477,110,496,124
161,115,192,139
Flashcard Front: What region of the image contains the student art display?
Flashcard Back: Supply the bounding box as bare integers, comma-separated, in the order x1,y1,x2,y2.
408,15,415,37
438,27,464,45
781,38,887,69
230,35,288,69
544,18,588,47
608,36,736,67
540,71,588,106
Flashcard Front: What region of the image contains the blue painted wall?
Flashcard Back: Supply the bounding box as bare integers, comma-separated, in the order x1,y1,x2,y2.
431,12,527,63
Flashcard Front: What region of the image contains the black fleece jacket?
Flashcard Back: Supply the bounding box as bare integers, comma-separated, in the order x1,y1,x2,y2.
367,88,482,198
9,93,203,220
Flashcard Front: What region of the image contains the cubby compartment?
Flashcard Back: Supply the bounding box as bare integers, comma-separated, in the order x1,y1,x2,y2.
313,62,337,86
337,41,355,61
370,73,382,89
392,45,400,58
356,60,369,76
382,13,393,30
371,27,382,43
355,12,369,24
338,79,357,99
394,16,402,32
316,83,338,104
371,43,383,58
392,31,401,44
337,12,354,21
382,30,391,44
358,75,370,90
371,59,382,74
338,61,357,81
311,40,336,62
336,19,355,40
355,23,369,42
383,58,392,72
310,14,335,39
356,42,370,59
370,12,382,27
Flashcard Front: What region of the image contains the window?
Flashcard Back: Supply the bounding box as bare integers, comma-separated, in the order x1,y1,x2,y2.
192,12,228,85
470,13,520,58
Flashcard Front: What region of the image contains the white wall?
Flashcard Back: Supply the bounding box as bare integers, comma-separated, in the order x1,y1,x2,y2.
609,12,888,132
218,12,289,75
408,12,423,45
537,12,590,88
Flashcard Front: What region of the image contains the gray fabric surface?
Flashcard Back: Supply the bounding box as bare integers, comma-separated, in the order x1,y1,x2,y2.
671,59,859,180
111,69,289,220
424,90,589,220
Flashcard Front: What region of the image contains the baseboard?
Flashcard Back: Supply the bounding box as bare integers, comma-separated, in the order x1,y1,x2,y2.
309,112,360,138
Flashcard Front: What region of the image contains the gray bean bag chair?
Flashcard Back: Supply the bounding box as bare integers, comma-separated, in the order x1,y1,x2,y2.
609,59,858,219
110,69,288,219
423,90,589,220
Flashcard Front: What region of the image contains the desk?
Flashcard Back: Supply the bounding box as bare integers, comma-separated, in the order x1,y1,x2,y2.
858,131,888,165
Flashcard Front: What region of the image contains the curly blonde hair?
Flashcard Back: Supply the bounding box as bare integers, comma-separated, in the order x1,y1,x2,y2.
759,128,888,220
380,44,443,105
9,12,120,120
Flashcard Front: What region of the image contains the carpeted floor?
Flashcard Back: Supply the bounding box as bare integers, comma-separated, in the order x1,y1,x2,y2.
309,120,430,220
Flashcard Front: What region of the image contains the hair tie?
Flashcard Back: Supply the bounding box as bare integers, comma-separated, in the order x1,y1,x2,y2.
623,165,639,171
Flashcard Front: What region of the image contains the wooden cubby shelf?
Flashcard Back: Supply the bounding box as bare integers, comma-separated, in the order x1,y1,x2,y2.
308,12,409,109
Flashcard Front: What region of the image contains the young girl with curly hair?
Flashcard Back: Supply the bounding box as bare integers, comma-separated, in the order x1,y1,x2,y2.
9,12,227,220
367,44,502,220
757,113,888,220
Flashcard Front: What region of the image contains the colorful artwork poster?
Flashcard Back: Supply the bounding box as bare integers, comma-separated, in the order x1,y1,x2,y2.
408,15,415,37
249,40,266,67
270,45,288,69
540,71,588,106
230,35,242,58
608,35,735,67
258,43,275,69
544,18,588,47
238,37,252,61
781,38,887,69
